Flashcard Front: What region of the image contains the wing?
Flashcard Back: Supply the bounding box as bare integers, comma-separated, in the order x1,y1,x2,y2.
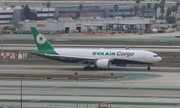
45,53,96,60
31,52,97,63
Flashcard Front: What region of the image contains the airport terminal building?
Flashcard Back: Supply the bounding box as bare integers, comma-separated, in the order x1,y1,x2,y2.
0,5,155,26
56,5,155,18
0,1,177,33
0,6,55,26
0,0,178,26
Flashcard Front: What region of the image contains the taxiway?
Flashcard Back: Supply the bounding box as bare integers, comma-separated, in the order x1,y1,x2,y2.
0,65,180,108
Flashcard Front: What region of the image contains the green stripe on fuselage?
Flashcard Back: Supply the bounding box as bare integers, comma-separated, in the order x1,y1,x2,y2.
31,49,59,59
32,49,57,54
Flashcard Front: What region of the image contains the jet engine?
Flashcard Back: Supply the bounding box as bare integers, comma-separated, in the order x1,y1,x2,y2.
96,59,111,69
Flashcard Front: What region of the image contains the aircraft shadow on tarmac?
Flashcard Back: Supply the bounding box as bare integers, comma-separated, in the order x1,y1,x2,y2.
2,65,179,73
55,67,180,73
57,67,159,72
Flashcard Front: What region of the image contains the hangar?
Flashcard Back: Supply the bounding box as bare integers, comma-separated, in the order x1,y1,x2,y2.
18,15,151,34
83,20,151,34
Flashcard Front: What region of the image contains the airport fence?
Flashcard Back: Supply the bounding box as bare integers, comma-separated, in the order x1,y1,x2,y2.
0,52,28,59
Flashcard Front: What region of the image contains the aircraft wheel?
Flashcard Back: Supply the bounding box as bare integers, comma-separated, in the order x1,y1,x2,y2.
84,66,95,70
89,67,94,70
147,67,151,71
94,65,98,70
84,67,87,70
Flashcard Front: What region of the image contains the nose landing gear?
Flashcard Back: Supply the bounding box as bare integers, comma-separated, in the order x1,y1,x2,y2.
147,64,151,71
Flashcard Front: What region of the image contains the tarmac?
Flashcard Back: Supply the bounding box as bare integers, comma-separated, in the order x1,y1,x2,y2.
0,32,180,107
1,65,180,108
2,32,180,51
2,31,180,41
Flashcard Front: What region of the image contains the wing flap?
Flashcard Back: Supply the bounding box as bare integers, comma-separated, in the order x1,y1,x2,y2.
45,54,96,60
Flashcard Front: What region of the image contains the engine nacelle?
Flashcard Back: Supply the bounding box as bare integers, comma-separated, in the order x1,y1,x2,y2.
96,59,111,69
115,64,129,67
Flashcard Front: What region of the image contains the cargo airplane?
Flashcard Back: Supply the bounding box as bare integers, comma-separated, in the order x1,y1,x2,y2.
30,27,162,70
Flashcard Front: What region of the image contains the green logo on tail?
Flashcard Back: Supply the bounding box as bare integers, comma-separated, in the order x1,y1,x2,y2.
31,27,53,50
36,34,46,44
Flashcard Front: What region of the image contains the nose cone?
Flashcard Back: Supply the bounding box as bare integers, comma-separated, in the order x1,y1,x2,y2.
158,57,162,61
155,56,162,62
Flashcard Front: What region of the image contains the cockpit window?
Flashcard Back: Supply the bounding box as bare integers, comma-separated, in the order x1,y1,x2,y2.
153,55,159,57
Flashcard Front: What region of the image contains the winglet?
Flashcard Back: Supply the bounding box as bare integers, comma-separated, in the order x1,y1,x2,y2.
30,27,54,50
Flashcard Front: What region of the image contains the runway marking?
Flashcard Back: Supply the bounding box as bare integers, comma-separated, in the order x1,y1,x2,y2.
30,99,40,103
177,104,180,106
110,82,180,85
0,99,180,106
52,86,60,88
67,94,79,98
128,87,134,89
101,101,112,104
151,96,159,98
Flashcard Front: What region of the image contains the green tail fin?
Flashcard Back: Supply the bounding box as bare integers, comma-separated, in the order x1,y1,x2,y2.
30,27,53,50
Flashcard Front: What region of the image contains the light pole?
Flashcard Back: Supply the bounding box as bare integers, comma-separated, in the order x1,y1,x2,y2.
0,29,3,53
18,74,24,108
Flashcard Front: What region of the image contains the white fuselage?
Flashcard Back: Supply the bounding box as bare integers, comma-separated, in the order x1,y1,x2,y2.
54,48,162,64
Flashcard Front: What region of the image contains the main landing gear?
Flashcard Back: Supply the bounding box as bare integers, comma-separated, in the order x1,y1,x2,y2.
83,64,98,70
147,64,151,71
83,67,94,70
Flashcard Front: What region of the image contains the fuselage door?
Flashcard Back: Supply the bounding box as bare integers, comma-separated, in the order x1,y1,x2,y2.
143,53,146,60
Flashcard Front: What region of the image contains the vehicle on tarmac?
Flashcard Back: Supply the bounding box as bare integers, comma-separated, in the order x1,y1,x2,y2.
30,27,162,70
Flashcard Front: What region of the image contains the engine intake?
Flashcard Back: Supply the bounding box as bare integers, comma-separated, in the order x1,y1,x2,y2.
96,59,111,69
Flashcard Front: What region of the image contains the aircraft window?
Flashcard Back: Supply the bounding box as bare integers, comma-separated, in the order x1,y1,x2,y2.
153,55,159,57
